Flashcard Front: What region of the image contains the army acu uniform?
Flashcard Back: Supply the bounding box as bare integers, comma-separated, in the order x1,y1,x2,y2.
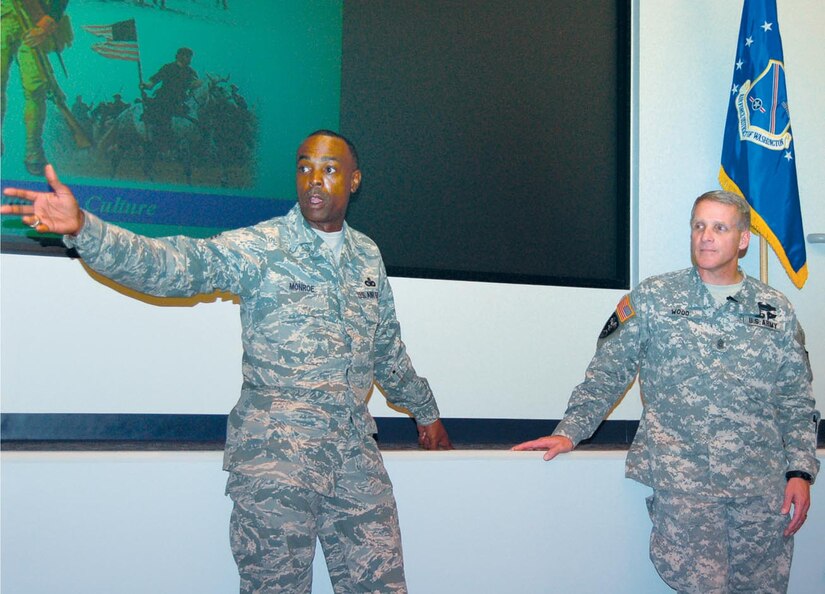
65,205,442,593
553,267,819,594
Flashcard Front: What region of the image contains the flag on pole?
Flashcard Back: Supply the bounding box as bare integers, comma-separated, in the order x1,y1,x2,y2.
82,19,140,62
719,0,807,288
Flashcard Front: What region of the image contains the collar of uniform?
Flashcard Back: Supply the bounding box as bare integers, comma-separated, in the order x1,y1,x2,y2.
687,266,717,310
689,267,766,316
688,266,755,308
285,203,352,256
725,271,769,314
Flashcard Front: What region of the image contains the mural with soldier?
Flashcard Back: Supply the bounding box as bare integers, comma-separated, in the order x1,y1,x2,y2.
1,0,342,250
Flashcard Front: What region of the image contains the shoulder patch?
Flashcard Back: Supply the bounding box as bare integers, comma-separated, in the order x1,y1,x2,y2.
599,293,635,339
599,312,620,339
616,294,636,323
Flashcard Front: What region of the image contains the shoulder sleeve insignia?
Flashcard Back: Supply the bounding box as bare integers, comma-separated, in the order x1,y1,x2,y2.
599,312,620,339
616,293,636,323
598,294,635,340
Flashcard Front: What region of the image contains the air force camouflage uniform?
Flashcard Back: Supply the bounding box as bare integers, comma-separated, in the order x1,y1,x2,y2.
65,205,441,593
552,267,819,594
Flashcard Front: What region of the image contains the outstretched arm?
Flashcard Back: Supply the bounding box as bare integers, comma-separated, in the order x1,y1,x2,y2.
511,435,574,461
3,164,261,299
1,164,84,235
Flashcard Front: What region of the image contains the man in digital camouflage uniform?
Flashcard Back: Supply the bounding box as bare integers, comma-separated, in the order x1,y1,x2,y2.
2,131,453,594
514,190,819,593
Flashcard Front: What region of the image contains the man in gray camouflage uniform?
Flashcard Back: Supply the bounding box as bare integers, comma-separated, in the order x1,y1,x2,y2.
514,190,819,593
2,130,453,593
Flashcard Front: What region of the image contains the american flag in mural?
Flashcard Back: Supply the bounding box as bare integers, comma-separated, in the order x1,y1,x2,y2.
82,19,140,62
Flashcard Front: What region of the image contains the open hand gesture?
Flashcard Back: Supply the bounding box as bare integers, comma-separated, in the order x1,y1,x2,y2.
1,164,84,235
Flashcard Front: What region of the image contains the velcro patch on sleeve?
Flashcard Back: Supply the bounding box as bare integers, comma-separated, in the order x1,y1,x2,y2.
599,294,635,340
599,312,620,339
616,294,636,323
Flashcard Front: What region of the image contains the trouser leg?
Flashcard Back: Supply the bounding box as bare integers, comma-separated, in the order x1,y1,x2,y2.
727,491,793,594
647,489,794,594
317,437,407,594
647,490,727,593
226,473,319,594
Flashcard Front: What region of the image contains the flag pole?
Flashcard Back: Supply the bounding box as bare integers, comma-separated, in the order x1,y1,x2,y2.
134,20,146,95
760,235,768,283
138,59,146,99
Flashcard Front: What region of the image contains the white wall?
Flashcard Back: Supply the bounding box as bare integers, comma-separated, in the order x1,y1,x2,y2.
2,1,825,592
2,450,824,594
0,256,631,419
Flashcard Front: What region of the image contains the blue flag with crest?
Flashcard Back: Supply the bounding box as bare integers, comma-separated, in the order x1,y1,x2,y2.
719,0,806,288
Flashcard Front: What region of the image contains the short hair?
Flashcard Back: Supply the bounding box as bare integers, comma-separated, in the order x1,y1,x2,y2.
177,47,193,59
305,129,359,169
690,190,751,231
